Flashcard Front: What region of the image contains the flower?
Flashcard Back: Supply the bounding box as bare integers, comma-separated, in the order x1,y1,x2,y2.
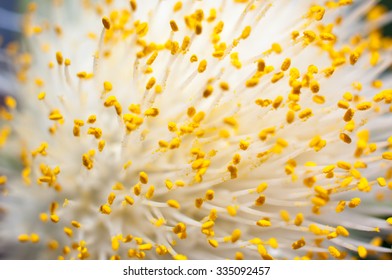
0,0,392,260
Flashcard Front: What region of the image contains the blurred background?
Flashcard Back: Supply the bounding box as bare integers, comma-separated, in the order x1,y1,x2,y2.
0,0,391,48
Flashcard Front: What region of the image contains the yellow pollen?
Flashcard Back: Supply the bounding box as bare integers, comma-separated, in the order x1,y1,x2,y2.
198,60,207,73
358,246,367,259
63,227,73,237
167,199,180,209
50,214,60,223
139,172,148,184
294,213,304,226
170,20,179,32
292,238,306,250
336,226,349,237
71,221,81,228
102,17,111,30
328,246,341,258
100,204,112,215
208,239,219,248
136,22,148,37
18,234,30,243
382,152,392,160
256,219,271,227
124,195,134,205
348,197,361,208
103,81,113,92
55,51,63,65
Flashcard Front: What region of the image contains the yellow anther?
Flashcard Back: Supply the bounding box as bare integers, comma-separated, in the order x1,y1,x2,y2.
139,243,153,251
271,43,282,54
343,108,354,122
205,190,214,200
111,237,120,251
39,213,48,223
328,246,341,258
30,233,40,243
63,227,73,237
103,81,112,92
336,226,349,237
280,210,290,222
50,214,60,223
198,60,207,73
48,110,63,121
4,96,16,109
100,204,112,215
102,17,111,30
156,245,168,255
356,102,372,111
146,77,156,90
202,220,215,230
256,219,271,227
256,182,268,193
377,177,386,187
124,195,134,206
71,221,81,228
130,0,137,11
173,222,186,234
37,91,46,100
146,185,155,199
239,140,250,150
170,20,179,32
167,199,180,209
193,111,205,123
386,217,392,225
98,140,106,152
47,240,59,250
337,100,350,109
139,172,148,184
227,205,237,216
303,30,317,42
271,72,284,83
309,5,325,20
382,152,392,160
18,234,30,243
310,80,320,93
350,52,360,65
195,198,203,208
337,161,351,170
136,22,148,37
299,108,312,120
87,127,102,139
56,51,63,65
286,110,295,124
146,51,158,66
107,192,116,205
240,26,251,39
255,195,266,206
195,22,202,35
320,32,335,41
208,239,219,248
348,197,361,208
203,84,214,98
336,201,346,213
144,107,159,117
281,58,291,71
173,254,187,260
87,115,97,124
230,229,241,243
292,238,306,250
358,246,367,259
322,165,335,174
294,213,304,226
190,54,198,63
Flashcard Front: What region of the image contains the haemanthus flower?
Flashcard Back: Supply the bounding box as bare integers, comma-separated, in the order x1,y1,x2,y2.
0,0,392,260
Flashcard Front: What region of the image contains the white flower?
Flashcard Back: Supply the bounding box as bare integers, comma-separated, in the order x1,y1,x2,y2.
0,0,392,260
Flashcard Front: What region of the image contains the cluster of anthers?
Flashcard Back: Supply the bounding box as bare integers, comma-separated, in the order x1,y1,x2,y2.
0,0,392,260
